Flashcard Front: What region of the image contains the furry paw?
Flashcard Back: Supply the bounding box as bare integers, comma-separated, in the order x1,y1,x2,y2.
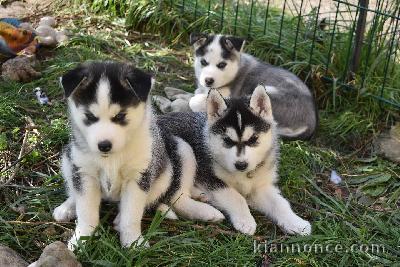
67,234,79,251
202,207,225,222
67,225,96,250
189,94,207,112
280,216,311,236
113,213,121,232
157,204,179,220
231,215,257,235
120,231,149,248
53,203,76,222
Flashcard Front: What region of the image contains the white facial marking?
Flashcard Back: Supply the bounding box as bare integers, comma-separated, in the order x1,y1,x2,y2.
68,76,147,154
210,124,274,173
97,77,111,108
237,111,242,131
242,127,254,142
225,127,238,142
195,35,241,89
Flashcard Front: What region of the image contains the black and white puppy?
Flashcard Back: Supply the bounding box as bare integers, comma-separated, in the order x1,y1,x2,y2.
53,61,224,249
159,85,311,236
188,33,317,140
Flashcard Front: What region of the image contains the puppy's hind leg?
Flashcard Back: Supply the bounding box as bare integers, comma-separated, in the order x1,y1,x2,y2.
172,194,225,222
249,184,311,236
172,137,224,222
53,196,76,222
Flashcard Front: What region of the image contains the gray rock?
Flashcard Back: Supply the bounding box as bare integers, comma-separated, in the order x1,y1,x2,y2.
153,95,171,114
374,123,400,163
0,244,28,267
28,241,81,267
164,87,192,100
171,98,191,112
170,93,193,102
1,56,41,82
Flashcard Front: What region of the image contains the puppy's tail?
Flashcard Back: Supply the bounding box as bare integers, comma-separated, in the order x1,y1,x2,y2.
278,126,310,140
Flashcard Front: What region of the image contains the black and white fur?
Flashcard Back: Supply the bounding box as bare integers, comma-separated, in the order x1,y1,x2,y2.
159,85,311,236
53,61,224,249
188,33,317,140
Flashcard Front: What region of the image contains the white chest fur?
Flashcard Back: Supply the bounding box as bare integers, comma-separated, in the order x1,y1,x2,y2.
97,156,124,200
71,135,152,201
214,163,277,198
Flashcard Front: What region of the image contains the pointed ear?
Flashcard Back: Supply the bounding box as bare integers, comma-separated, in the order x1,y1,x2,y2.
224,36,245,52
207,89,227,123
250,84,273,120
190,32,208,48
60,65,89,98
123,65,153,101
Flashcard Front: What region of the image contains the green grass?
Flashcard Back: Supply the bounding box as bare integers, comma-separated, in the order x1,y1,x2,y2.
1,6,400,267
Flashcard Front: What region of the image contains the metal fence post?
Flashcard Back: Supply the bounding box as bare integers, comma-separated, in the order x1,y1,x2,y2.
350,0,369,77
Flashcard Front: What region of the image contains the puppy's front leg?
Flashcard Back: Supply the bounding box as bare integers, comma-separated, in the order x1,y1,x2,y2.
249,184,311,235
69,176,101,249
119,178,148,248
209,187,256,235
189,94,208,112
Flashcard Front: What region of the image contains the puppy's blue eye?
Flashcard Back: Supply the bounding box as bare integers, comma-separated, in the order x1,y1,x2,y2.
223,137,235,148
85,112,98,122
200,59,208,66
217,62,227,69
112,112,126,122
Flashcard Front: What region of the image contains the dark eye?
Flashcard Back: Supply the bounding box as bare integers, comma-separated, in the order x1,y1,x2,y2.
217,62,227,69
246,135,259,146
200,59,209,66
85,112,98,122
223,137,236,148
112,112,126,122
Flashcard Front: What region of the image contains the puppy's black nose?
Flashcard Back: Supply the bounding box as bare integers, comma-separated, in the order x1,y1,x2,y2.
235,161,248,171
205,77,214,86
98,140,112,152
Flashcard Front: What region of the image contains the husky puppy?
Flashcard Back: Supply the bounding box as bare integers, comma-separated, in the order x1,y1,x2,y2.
159,85,311,235
188,33,317,140
53,61,224,249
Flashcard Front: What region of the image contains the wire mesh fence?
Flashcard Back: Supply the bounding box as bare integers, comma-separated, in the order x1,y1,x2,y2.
165,0,399,109
86,0,400,110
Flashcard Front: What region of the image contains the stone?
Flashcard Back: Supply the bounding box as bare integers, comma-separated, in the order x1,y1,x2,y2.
1,55,41,82
153,95,171,114
170,93,193,102
0,244,28,267
164,87,192,100
39,17,57,27
374,123,400,163
171,98,191,112
28,241,81,267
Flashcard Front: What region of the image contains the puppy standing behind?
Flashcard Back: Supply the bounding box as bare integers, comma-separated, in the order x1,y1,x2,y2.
159,85,311,236
188,33,317,140
53,61,224,249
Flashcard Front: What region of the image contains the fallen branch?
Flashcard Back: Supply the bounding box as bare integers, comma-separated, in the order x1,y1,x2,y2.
5,220,73,225
0,117,35,187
